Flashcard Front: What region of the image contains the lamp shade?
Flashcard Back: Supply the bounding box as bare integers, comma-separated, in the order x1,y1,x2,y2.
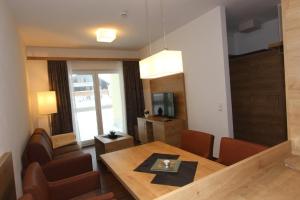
37,91,57,115
139,50,183,79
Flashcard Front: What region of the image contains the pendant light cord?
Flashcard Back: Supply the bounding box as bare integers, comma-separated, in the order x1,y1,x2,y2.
145,0,152,55
160,0,167,49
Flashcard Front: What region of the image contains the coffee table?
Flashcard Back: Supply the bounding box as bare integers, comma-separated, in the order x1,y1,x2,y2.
94,134,134,160
100,141,225,200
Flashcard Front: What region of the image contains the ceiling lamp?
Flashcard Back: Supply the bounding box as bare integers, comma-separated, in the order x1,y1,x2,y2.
139,0,183,79
96,28,117,43
139,50,183,79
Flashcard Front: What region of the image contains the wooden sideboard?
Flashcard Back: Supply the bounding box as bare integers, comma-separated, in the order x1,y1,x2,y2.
137,116,185,147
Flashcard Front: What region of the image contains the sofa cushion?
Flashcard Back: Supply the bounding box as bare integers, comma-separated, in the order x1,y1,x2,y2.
51,132,77,149
53,143,81,157
53,150,87,160
18,194,34,200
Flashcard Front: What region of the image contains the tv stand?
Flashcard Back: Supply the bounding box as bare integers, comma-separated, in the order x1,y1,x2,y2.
137,116,185,147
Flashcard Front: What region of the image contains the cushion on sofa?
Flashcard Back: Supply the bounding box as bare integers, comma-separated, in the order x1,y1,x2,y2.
51,132,77,149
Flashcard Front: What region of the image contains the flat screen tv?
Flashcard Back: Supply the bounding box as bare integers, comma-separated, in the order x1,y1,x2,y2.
152,93,175,118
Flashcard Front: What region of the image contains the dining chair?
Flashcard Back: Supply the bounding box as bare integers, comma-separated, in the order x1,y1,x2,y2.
181,130,214,159
217,137,268,166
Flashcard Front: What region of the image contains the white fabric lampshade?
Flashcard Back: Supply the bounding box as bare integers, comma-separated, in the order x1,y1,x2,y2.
37,91,58,115
139,50,183,79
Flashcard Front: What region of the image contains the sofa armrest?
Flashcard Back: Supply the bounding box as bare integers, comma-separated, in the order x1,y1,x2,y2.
49,171,100,200
42,153,93,181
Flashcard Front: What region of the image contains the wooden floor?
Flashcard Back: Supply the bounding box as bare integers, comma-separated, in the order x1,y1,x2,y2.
83,146,135,200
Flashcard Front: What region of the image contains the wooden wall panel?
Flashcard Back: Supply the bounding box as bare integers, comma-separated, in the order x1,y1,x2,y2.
0,153,16,200
282,0,300,154
230,50,287,146
143,73,188,123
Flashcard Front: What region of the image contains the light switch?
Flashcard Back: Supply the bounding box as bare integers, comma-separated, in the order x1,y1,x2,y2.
218,103,223,111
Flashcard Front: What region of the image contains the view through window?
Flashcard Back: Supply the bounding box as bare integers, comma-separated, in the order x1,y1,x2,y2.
71,72,126,143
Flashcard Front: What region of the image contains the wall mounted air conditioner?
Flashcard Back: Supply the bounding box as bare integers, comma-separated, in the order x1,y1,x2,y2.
238,19,261,33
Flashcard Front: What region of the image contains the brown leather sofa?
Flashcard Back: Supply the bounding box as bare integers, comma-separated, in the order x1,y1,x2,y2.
217,137,268,166
22,129,93,181
181,130,214,159
19,194,33,200
22,162,115,200
33,128,80,156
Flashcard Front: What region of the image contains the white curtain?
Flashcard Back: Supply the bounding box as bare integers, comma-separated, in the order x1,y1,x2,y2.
67,61,82,146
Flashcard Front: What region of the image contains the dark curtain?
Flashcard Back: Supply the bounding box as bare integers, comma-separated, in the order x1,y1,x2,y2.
123,61,145,139
48,60,73,135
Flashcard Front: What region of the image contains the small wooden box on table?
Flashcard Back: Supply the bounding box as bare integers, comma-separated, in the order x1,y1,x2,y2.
94,134,134,160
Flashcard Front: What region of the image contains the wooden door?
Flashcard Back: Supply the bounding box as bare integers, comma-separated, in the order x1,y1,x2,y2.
229,49,287,146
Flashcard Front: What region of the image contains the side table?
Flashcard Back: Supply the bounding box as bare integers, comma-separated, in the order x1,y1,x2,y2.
94,134,134,160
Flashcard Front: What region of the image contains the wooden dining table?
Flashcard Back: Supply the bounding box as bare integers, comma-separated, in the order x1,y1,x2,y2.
100,141,225,200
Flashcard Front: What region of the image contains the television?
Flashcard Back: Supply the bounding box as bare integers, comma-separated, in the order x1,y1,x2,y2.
152,92,175,118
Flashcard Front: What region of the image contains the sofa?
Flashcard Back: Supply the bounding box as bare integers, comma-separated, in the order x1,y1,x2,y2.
22,162,115,200
22,129,93,181
19,194,33,200
33,128,80,156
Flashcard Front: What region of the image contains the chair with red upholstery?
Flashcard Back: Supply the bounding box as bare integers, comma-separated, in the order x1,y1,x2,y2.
181,130,214,159
22,162,115,200
217,137,268,166
22,131,93,181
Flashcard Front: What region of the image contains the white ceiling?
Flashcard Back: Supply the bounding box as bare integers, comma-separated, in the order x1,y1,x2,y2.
6,0,280,50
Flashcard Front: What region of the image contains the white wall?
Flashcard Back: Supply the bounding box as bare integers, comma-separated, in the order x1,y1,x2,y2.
26,60,50,133
0,0,30,196
140,6,233,157
228,18,281,55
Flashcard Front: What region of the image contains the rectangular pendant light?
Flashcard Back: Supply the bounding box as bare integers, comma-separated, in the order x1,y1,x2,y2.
139,50,183,79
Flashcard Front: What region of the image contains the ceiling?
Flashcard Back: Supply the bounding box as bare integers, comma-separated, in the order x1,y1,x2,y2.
226,0,280,31
6,0,280,50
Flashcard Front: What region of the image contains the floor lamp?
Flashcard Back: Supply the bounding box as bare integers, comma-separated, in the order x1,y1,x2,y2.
37,91,58,135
